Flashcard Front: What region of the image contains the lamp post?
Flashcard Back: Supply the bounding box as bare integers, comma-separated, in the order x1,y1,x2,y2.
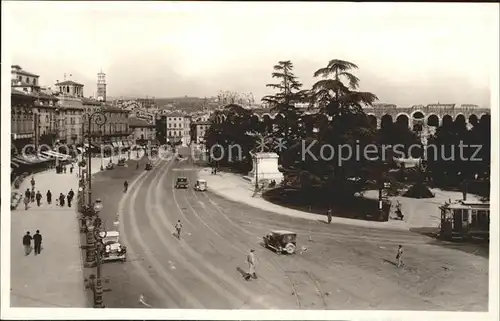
82,111,107,208
85,199,106,308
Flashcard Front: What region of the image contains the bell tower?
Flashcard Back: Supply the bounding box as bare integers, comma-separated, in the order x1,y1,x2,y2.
97,69,106,102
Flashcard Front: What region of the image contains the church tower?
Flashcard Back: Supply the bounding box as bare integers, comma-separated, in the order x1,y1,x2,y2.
97,70,106,102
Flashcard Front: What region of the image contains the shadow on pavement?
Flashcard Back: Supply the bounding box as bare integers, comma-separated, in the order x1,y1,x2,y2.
410,227,490,259
382,259,398,267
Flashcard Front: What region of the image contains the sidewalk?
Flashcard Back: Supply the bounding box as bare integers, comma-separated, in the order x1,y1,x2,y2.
10,157,113,307
197,168,477,231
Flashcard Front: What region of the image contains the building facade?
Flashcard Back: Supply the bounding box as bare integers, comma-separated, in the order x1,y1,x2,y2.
11,89,36,155
165,113,191,146
34,93,59,147
11,65,40,94
190,121,211,146
128,117,156,146
81,104,131,149
54,94,84,145
55,80,84,98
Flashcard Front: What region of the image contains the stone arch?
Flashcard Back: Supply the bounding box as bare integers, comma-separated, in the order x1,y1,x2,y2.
411,111,425,120
468,114,479,126
455,113,465,121
367,114,377,128
480,114,490,125
396,113,410,128
380,114,393,130
262,113,271,120
442,114,453,127
427,114,440,127
250,114,260,123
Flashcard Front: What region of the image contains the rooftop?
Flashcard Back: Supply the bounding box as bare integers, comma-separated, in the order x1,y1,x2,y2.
81,97,102,106
11,65,39,77
128,117,155,127
55,80,84,86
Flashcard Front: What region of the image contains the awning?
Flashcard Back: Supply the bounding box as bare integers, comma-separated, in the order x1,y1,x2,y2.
112,142,118,148
77,147,85,153
13,156,33,164
118,141,123,148
42,150,69,159
122,141,129,147
84,143,90,148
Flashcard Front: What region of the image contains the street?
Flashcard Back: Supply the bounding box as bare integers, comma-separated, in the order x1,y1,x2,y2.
92,152,488,310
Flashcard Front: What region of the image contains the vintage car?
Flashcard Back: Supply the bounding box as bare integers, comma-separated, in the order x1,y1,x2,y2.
106,163,115,170
117,158,126,166
263,230,297,254
100,231,127,262
175,177,189,189
145,163,152,171
194,179,207,191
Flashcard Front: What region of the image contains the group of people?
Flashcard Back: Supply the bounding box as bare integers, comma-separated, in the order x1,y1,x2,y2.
22,230,43,256
23,177,75,210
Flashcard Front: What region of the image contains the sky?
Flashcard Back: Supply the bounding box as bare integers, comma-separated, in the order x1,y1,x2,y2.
3,2,498,107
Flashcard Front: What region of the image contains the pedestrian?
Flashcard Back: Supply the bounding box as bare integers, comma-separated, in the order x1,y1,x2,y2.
70,165,74,174
24,195,30,210
175,220,183,239
25,188,31,200
59,193,65,207
22,231,32,255
31,176,35,189
33,230,42,255
245,249,257,280
396,245,404,267
63,166,67,174
67,189,75,207
327,208,332,224
30,187,35,202
46,190,52,204
35,190,42,207
124,180,129,192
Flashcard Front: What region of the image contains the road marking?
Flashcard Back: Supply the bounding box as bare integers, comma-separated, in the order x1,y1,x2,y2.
117,160,181,308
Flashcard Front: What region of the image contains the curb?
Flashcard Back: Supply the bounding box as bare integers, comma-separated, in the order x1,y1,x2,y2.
198,169,411,232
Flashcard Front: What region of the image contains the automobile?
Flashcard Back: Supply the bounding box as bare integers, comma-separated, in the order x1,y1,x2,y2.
175,177,189,189
117,158,126,166
145,163,152,171
263,230,297,254
99,231,127,262
106,163,115,170
194,179,207,191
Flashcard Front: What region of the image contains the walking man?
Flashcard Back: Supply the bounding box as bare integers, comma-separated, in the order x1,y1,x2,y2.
124,180,129,192
31,176,35,189
24,195,30,210
35,191,42,207
59,193,65,207
25,189,31,203
396,245,404,267
175,220,183,239
245,249,257,280
33,230,42,255
23,232,32,256
70,164,74,174
67,189,75,207
46,190,52,204
30,187,35,202
327,208,332,224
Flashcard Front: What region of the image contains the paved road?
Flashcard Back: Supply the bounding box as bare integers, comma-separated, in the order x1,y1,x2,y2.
93,152,488,310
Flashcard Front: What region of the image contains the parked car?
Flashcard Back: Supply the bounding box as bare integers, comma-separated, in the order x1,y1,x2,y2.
175,177,189,189
106,163,115,170
145,163,152,171
100,231,127,262
263,230,297,254
117,158,126,166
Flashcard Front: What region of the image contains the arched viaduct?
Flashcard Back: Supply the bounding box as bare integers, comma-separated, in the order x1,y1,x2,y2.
213,103,490,132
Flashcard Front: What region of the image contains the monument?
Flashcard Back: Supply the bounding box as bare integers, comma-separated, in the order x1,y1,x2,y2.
246,152,284,184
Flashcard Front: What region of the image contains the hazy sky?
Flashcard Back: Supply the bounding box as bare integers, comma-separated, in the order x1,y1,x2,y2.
3,2,498,107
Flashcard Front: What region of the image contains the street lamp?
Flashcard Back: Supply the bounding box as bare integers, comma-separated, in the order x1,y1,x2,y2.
84,199,106,308
82,111,107,208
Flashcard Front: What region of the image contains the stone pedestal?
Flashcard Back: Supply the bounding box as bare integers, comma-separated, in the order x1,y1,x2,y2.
247,152,283,184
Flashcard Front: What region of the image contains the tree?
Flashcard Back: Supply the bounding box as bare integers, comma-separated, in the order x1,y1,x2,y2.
204,104,262,172
307,59,379,197
261,60,308,149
